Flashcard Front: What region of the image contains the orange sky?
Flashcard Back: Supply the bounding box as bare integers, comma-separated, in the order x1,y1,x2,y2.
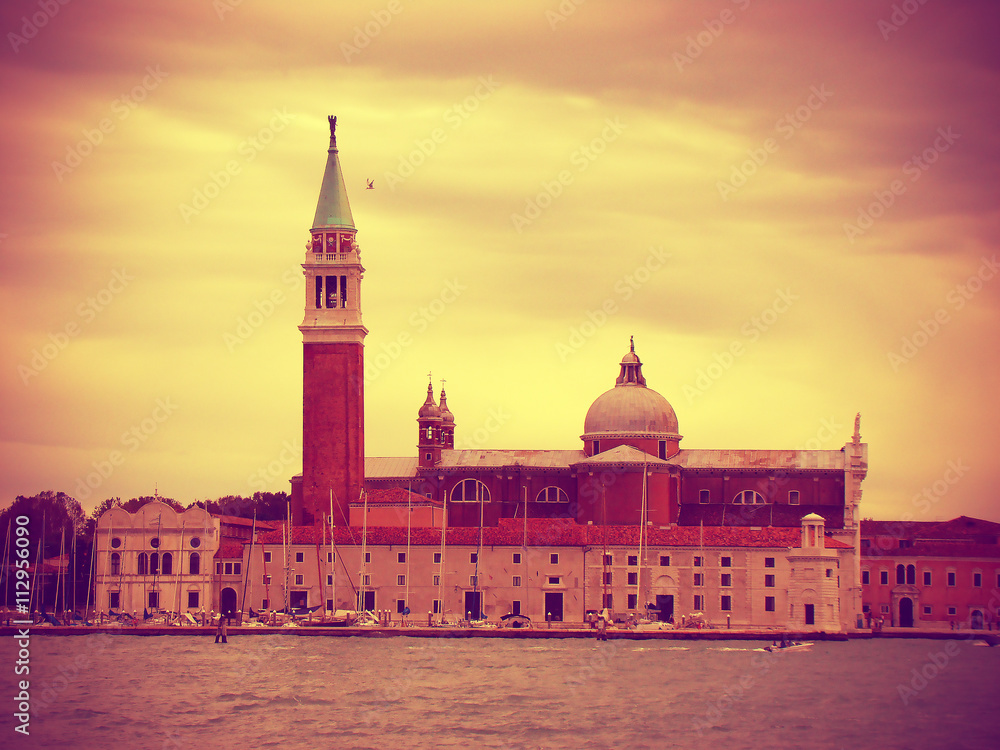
1,0,997,522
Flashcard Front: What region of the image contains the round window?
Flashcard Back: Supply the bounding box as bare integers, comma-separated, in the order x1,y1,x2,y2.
150,537,160,548
111,537,121,549
190,537,201,548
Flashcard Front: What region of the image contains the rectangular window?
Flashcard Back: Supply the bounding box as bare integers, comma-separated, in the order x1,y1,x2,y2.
923,571,931,586
262,598,269,609
627,594,638,610
396,600,407,614
603,593,613,610
513,576,522,587
234,563,241,575
721,574,732,587
764,557,775,568
328,552,334,563
721,556,732,568
262,575,271,584
694,595,704,611
326,599,334,611
340,275,347,308
397,575,406,586
398,552,406,563
765,596,775,612
314,275,323,309
513,553,521,564
699,489,710,504
147,591,158,609
187,592,199,609
765,574,776,588
433,575,440,586
694,573,703,586
788,490,800,505
948,606,957,616
512,600,521,615
470,553,478,564
974,572,982,587
694,556,702,567
947,571,956,587
880,570,888,585
720,596,731,612
658,440,667,460
225,562,233,575
327,575,333,586
295,552,304,563
216,562,223,575
264,551,272,563
826,569,833,578
923,606,932,615
659,555,670,567
434,552,442,564
861,570,870,585
325,275,337,308
881,604,890,614
603,554,613,566
294,574,304,586
550,553,559,565
628,555,638,566
547,576,560,585
603,572,613,585
627,572,638,586
364,552,371,564
433,600,441,614
592,440,600,454
362,575,370,586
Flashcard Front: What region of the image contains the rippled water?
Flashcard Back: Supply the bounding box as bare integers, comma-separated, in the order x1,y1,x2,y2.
8,634,1000,749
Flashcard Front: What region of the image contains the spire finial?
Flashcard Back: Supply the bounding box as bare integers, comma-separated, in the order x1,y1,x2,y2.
630,335,634,352
427,371,433,386
853,413,861,444
328,115,337,147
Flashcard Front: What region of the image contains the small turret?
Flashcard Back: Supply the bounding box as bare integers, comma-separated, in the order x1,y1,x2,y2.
439,386,455,449
418,377,442,467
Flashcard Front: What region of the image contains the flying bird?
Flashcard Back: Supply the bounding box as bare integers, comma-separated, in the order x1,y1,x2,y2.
366,179,374,190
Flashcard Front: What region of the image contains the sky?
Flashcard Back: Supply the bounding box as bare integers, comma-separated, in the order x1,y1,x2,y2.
1,0,997,522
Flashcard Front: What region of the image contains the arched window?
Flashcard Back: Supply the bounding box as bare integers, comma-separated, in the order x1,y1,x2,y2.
451,479,490,503
161,552,173,575
150,552,159,575
732,490,766,505
190,552,201,575
896,564,906,585
905,564,915,585
110,553,120,576
137,553,148,575
535,486,569,503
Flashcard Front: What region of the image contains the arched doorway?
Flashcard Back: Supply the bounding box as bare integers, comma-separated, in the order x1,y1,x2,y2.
899,597,914,627
220,587,238,618
970,610,984,630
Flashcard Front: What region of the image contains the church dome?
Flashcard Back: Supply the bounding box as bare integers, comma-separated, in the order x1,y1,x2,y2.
583,339,679,437
418,382,440,419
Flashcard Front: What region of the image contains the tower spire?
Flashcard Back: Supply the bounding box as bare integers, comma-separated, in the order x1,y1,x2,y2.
312,114,355,231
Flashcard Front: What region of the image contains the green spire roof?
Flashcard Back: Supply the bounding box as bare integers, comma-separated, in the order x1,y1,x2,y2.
311,115,355,231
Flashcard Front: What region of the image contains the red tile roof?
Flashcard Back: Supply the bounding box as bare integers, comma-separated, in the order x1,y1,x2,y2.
254,518,849,549
214,541,245,559
351,487,442,508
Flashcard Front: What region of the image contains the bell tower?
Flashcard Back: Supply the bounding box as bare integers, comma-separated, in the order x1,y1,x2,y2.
297,116,367,525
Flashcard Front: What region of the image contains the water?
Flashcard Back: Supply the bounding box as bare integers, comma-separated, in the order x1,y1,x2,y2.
8,634,1000,749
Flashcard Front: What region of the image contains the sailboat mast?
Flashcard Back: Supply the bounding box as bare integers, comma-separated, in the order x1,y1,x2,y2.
438,491,447,624
329,489,336,615
637,461,647,619
360,489,369,611
405,485,412,619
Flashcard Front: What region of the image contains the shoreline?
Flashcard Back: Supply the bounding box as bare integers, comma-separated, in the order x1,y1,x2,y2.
2,624,993,641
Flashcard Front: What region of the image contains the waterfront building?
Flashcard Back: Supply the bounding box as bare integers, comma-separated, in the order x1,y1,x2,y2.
860,516,1000,629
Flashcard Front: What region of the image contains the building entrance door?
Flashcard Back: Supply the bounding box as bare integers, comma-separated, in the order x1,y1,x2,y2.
804,603,815,625
656,595,674,622
464,591,482,620
220,587,237,617
544,592,563,621
899,597,914,627
358,591,375,612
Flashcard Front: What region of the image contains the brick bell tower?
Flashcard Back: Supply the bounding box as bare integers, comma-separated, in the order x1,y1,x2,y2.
294,116,367,526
